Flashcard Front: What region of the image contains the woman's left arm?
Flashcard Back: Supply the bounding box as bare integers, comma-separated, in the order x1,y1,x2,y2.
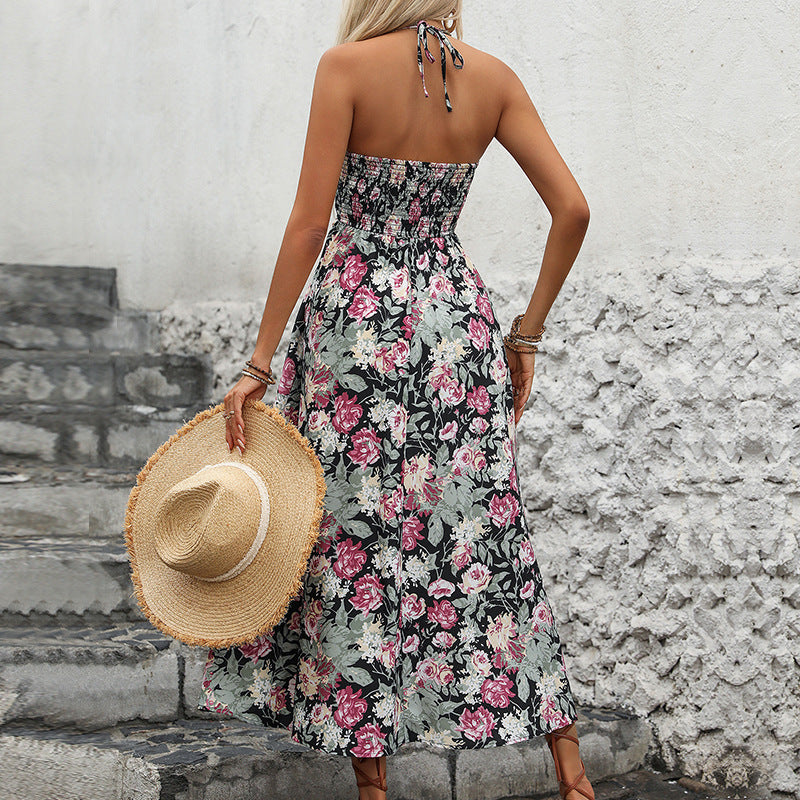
223,45,354,454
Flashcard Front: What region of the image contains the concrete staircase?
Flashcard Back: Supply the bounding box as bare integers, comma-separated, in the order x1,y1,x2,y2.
0,264,654,799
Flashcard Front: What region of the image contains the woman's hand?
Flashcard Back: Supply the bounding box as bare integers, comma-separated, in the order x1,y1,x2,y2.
504,346,536,425
223,374,268,454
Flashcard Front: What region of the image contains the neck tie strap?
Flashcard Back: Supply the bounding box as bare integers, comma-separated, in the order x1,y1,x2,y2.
405,21,464,112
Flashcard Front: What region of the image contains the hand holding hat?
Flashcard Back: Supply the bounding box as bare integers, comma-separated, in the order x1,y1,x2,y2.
124,398,326,649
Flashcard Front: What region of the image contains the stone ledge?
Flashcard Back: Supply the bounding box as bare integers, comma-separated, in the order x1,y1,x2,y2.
0,708,653,800
0,623,178,730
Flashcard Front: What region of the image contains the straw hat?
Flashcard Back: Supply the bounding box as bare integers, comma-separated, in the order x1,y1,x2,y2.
123,398,326,649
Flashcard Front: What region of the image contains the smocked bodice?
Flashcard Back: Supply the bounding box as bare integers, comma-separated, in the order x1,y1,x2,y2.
334,150,478,240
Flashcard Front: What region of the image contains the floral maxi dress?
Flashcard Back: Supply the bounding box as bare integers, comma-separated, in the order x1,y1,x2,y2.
198,148,578,757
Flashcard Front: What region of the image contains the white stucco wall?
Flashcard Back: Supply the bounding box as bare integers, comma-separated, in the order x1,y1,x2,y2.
2,2,798,307
3,1,798,796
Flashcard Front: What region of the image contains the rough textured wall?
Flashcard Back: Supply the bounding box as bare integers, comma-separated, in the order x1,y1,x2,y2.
159,256,799,798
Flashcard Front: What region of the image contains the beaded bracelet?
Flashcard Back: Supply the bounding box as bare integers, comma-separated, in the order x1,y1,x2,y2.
244,359,276,385
503,314,545,353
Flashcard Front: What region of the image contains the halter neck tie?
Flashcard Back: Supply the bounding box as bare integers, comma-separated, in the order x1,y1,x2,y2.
403,20,464,112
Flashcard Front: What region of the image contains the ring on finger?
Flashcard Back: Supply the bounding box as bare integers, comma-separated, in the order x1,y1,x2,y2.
222,411,234,420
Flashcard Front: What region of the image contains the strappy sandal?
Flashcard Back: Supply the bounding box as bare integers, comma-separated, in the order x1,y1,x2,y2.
351,755,387,797
545,723,594,800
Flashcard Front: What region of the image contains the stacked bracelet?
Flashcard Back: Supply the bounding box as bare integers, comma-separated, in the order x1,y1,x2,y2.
241,358,276,385
503,314,545,353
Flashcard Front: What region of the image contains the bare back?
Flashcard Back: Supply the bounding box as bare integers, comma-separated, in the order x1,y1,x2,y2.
341,26,504,165
290,22,587,239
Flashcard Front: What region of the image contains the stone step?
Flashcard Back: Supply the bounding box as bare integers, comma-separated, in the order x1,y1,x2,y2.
0,465,136,540
0,263,118,308
0,622,181,731
0,400,211,468
0,301,158,353
0,708,653,800
0,537,143,624
0,348,210,407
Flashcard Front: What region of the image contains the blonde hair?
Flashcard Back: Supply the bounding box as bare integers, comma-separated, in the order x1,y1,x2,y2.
335,0,463,44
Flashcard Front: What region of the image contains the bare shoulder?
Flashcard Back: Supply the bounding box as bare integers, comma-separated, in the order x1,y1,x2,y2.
315,41,359,71
448,39,527,99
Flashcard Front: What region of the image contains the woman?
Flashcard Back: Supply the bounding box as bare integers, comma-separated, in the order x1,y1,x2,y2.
202,2,592,798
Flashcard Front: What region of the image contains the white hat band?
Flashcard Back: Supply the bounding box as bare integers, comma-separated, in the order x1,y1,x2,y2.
194,461,272,582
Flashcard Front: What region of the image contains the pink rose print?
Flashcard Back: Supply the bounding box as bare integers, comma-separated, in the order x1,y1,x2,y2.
437,662,455,685
348,284,380,323
379,486,403,521
401,517,425,551
379,638,397,668
459,562,492,594
467,316,491,350
267,685,287,712
452,443,477,476
388,402,407,445
417,657,439,684
429,360,454,390
470,417,489,435
277,356,296,396
433,631,456,649
440,420,458,440
310,703,331,725
476,292,495,323
466,385,492,415
333,538,367,579
402,633,420,653
374,345,396,374
471,651,492,674
348,427,381,468
488,491,521,528
238,634,274,661
533,601,554,629
429,272,455,298
520,579,536,599
439,378,466,406
390,267,410,301
307,362,334,406
332,392,363,433
400,593,426,622
334,685,368,729
540,696,573,729
520,538,536,565
303,598,323,638
428,598,458,629
456,707,497,742
428,577,455,598
352,723,387,757
480,674,515,708
350,573,383,615
391,337,410,367
451,540,473,570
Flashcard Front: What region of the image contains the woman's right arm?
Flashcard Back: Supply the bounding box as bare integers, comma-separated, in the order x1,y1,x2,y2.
493,61,590,337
